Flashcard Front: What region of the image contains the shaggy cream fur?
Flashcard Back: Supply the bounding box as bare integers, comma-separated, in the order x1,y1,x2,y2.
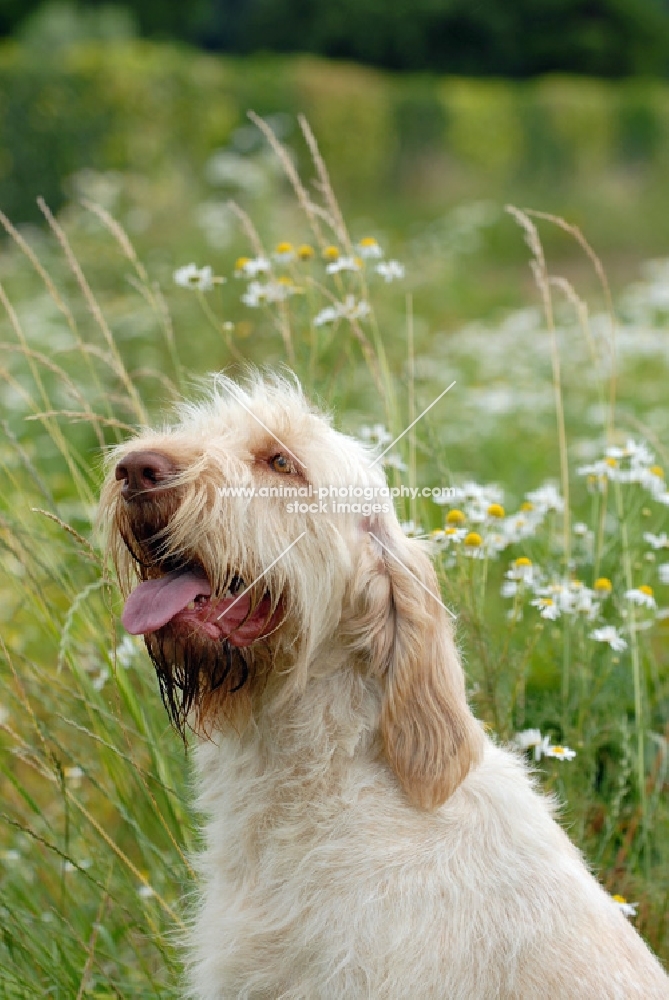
100,374,669,1000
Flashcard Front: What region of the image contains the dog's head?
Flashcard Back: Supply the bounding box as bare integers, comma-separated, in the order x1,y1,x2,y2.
100,373,483,808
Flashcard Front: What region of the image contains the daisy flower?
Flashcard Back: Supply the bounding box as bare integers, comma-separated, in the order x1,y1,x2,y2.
173,263,215,291
357,237,383,259
375,260,405,282
612,895,638,918
591,626,627,652
625,585,657,609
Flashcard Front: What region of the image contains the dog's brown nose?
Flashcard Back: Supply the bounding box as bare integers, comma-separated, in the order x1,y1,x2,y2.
115,450,176,501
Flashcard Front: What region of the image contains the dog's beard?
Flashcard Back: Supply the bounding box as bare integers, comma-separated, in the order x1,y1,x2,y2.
144,626,254,738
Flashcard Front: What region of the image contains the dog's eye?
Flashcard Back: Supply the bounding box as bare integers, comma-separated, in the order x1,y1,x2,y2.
268,454,294,474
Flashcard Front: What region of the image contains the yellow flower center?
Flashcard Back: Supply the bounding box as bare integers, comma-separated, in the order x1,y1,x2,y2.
541,598,554,606
446,509,466,525
638,584,654,597
359,237,379,248
445,527,458,536
277,276,294,286
515,557,532,567
594,577,612,593
235,256,251,272
430,529,445,538
464,532,482,547
520,501,534,512
552,746,566,755
650,465,664,478
605,456,618,468
275,242,293,255
487,503,505,518
323,245,340,261
612,895,627,904
298,244,314,260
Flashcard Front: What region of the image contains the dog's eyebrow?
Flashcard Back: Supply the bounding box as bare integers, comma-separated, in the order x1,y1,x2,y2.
369,531,457,620
222,384,305,473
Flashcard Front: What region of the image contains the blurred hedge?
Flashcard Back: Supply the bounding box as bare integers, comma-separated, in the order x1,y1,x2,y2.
2,41,669,224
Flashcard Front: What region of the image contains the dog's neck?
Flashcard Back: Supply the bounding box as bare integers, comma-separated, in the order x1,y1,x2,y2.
193,645,384,846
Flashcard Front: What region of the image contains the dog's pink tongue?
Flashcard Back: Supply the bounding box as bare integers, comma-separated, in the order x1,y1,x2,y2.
122,570,211,635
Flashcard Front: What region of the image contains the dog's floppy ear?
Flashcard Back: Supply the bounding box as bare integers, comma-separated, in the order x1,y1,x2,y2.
347,518,484,810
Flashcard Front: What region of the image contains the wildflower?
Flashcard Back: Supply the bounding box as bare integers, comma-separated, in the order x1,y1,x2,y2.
515,729,543,758
357,236,383,259
487,503,505,519
326,256,362,275
375,260,405,283
235,256,270,278
594,577,613,595
173,263,215,291
314,295,370,327
382,453,408,471
502,557,537,593
464,532,482,547
531,597,560,620
644,532,669,550
544,744,577,761
322,245,340,261
114,634,138,668
273,242,295,263
591,626,627,652
612,895,638,918
446,509,466,525
359,423,393,446
297,244,315,261
515,730,575,762
659,563,669,585
520,501,534,512
400,521,422,537
525,483,564,513
625,585,657,609
443,527,467,543
138,884,155,899
313,304,339,326
64,766,84,787
241,279,297,308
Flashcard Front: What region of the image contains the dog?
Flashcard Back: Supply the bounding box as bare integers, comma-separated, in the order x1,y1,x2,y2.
100,373,669,999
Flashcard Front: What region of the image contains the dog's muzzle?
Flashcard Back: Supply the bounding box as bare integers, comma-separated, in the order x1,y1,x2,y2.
114,449,284,648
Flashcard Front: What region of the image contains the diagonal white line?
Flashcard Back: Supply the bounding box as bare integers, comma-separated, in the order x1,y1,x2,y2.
216,531,306,620
223,383,305,471
370,381,456,467
369,532,457,620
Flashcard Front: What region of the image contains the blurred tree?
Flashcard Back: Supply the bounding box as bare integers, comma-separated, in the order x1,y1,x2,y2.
2,0,669,76
230,0,669,76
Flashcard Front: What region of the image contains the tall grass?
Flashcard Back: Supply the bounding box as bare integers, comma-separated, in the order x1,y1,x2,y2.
1,115,668,995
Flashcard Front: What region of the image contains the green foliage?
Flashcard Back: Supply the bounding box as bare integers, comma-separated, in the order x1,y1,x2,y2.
4,41,669,235
5,0,669,77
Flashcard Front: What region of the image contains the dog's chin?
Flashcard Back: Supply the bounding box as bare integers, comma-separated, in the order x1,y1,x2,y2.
144,623,261,737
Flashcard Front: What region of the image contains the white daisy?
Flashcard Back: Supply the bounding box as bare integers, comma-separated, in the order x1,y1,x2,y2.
173,263,215,291
326,256,361,275
544,744,577,761
644,532,669,550
591,626,627,652
612,895,638,918
375,260,405,283
625,586,657,609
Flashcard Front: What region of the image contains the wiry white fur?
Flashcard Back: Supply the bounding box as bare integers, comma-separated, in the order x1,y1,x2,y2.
103,374,669,1000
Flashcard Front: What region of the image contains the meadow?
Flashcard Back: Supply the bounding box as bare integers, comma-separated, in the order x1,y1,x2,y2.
0,47,668,997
